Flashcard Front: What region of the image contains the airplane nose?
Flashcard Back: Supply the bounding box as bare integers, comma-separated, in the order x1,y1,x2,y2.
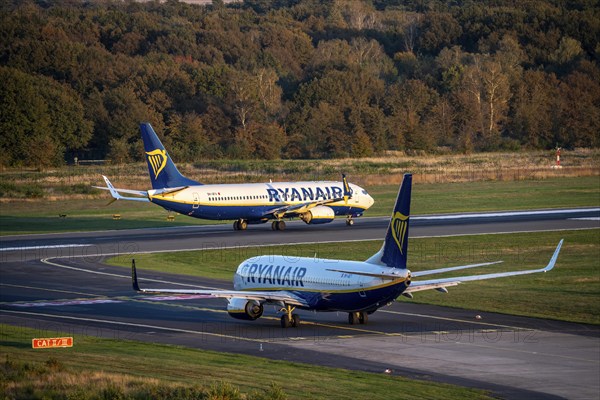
368,195,375,208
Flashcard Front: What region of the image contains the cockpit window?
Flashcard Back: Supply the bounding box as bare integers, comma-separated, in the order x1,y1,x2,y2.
362,190,368,195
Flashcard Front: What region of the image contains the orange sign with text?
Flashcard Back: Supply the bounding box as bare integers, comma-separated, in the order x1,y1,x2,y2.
32,337,73,349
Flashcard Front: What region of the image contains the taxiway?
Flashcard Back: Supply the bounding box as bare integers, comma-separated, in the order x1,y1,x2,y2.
1,208,599,399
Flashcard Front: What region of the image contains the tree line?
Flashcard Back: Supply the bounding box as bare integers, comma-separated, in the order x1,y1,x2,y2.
1,0,599,167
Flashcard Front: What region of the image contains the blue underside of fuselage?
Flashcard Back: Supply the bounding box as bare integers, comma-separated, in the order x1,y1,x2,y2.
151,199,365,221
291,281,409,313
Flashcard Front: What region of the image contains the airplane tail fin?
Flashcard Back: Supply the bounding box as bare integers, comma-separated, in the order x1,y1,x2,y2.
140,122,201,189
366,173,412,269
342,174,352,204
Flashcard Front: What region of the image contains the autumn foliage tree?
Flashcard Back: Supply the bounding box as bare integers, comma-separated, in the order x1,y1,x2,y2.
0,0,598,167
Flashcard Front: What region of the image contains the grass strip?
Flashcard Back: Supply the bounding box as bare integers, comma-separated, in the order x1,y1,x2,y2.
1,324,491,400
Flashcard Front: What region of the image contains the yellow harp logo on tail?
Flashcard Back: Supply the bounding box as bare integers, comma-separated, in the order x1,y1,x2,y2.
145,149,167,180
390,212,409,255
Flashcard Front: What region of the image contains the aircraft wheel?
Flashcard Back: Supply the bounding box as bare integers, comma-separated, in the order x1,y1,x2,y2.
239,220,248,230
346,219,354,226
291,314,300,328
277,220,286,230
359,311,368,325
280,315,291,328
233,221,239,230
348,312,359,325
271,221,277,231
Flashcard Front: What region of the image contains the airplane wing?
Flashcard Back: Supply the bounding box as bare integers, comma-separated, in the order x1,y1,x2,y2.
131,263,307,306
328,261,505,280
93,175,150,203
265,174,353,218
266,200,327,218
404,240,563,294
410,261,504,277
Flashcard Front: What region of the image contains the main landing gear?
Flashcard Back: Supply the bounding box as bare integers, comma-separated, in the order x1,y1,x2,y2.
233,219,248,230
348,311,368,325
271,220,286,231
346,216,354,226
280,305,300,328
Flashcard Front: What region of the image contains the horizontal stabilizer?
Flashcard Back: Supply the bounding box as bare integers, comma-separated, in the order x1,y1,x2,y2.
327,268,408,280
150,186,189,196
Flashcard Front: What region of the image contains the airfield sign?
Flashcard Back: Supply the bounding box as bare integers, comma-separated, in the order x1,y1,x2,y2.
32,337,73,349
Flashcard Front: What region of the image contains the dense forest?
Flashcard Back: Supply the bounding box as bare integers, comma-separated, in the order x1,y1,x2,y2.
1,0,599,167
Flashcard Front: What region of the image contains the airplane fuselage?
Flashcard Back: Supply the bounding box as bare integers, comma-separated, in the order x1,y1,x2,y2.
148,181,373,222
233,255,411,312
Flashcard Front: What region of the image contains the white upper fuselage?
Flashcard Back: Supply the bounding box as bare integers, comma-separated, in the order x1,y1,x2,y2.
147,181,374,221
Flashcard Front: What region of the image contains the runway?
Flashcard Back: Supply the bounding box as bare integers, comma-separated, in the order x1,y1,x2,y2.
1,207,598,262
1,208,599,399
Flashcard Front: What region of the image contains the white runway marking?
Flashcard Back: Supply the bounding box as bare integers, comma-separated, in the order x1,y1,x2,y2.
1,309,263,342
0,244,91,252
40,258,222,290
379,309,534,332
413,208,600,220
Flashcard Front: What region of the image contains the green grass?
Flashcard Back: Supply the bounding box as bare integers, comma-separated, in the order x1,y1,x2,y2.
368,176,600,216
0,199,225,235
107,230,600,325
1,176,598,235
0,325,491,400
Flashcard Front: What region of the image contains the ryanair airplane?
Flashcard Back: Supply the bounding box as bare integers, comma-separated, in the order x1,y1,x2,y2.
132,174,563,328
96,123,374,230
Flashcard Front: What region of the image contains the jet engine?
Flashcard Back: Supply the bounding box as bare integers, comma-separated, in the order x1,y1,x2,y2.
227,298,264,320
299,205,335,224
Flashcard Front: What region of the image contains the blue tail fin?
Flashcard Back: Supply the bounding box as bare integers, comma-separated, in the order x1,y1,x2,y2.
366,173,412,269
140,123,202,189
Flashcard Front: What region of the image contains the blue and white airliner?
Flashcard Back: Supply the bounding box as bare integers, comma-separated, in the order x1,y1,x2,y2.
132,174,563,328
95,123,374,230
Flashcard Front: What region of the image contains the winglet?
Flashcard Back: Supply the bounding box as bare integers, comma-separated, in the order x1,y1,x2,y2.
543,239,563,272
342,173,351,204
132,259,140,292
103,175,123,201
